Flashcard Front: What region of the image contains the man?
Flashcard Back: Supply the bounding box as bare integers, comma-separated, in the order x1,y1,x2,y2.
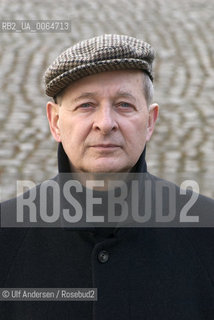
0,34,214,319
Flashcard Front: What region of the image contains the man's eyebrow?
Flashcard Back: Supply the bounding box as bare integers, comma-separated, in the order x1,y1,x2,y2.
71,90,137,103
115,90,137,102
72,92,98,103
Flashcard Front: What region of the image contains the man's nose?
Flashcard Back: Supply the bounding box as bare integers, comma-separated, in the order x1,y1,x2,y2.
92,104,118,134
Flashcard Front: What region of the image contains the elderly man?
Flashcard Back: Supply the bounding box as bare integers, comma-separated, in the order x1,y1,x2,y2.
1,34,214,320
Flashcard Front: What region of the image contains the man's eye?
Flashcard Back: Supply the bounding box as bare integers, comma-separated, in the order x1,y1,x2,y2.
80,103,92,108
78,102,96,110
118,102,132,108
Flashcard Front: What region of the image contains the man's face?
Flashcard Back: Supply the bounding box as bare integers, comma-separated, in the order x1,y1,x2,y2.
47,70,158,172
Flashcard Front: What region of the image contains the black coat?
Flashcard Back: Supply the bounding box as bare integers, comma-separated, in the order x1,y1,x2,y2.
1,145,214,320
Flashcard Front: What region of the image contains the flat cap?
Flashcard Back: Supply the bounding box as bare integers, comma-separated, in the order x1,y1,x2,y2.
44,34,155,97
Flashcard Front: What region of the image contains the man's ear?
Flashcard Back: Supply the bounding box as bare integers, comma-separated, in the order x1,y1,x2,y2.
46,101,61,142
146,103,159,142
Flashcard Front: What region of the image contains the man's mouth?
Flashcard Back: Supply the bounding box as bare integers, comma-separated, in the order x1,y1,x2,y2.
90,144,121,150
92,144,119,147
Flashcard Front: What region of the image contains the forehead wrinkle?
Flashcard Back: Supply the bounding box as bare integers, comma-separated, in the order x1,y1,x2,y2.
67,74,142,105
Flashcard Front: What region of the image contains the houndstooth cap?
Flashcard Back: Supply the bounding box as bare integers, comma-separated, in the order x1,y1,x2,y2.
44,34,155,98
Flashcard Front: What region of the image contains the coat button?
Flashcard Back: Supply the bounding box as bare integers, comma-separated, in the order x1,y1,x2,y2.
98,250,109,263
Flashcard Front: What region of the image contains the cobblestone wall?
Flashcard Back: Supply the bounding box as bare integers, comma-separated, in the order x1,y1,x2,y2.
0,0,213,201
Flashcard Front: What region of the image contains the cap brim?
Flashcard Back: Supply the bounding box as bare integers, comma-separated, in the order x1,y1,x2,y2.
45,58,153,97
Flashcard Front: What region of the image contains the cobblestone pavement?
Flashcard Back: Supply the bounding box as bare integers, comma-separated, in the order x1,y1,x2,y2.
0,0,213,201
